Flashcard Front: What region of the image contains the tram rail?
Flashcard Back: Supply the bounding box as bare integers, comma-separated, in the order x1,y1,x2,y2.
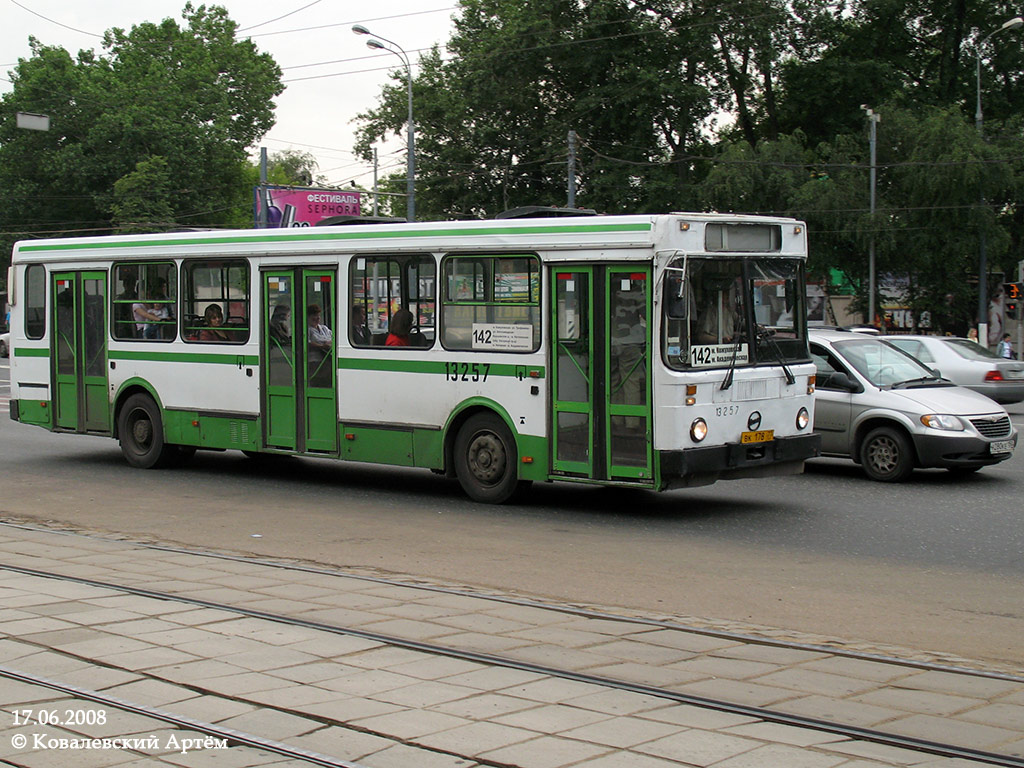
1,554,1021,767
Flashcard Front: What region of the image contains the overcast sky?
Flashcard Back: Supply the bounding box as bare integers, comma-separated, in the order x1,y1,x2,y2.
1,0,457,188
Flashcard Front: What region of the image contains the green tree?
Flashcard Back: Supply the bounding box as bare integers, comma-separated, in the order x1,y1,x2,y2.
354,0,723,218
0,3,282,262
263,149,324,186
111,156,176,233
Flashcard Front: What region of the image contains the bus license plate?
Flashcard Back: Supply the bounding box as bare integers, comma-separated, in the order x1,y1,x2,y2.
741,430,774,444
990,440,1014,455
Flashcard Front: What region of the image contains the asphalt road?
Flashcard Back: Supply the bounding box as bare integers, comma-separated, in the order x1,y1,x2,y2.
1,360,1023,667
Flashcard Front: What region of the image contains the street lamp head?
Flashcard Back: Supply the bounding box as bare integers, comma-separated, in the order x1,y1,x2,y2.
351,24,371,36
366,39,386,51
1002,16,1024,31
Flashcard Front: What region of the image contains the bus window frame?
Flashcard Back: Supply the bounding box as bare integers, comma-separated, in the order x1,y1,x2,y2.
111,261,177,342
181,259,251,344
348,253,436,349
439,253,541,354
24,264,46,340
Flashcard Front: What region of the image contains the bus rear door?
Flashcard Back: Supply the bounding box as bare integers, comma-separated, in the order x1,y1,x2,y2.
551,265,652,483
52,271,109,433
261,269,338,454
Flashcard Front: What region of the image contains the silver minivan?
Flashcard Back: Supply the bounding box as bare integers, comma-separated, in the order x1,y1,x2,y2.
809,329,1017,481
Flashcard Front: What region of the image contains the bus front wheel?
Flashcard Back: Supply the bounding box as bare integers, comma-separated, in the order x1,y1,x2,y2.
454,413,523,503
118,394,175,469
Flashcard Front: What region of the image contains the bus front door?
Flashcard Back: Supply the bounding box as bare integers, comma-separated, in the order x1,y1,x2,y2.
551,266,652,483
262,269,338,454
52,271,109,433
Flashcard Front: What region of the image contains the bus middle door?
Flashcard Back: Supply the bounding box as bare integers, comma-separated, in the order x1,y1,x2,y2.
262,269,338,454
551,265,652,483
52,271,109,433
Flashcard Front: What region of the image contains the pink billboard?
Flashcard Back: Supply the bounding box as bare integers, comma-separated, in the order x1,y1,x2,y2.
254,186,361,227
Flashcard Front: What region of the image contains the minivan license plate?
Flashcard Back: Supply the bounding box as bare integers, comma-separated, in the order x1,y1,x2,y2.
741,430,774,444
990,440,1013,454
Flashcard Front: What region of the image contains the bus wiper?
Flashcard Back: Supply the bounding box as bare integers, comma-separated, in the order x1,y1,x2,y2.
757,326,795,385
719,335,743,391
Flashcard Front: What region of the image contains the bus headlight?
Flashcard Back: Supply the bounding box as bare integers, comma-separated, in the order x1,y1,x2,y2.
690,418,708,442
796,407,810,430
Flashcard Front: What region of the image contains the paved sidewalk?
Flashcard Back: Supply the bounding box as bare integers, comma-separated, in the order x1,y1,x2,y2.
0,522,1020,768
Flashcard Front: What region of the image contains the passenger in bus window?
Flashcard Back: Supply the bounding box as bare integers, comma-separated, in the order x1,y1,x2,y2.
351,305,371,346
386,308,413,347
133,301,161,338
144,279,172,340
269,305,291,344
307,304,333,386
115,274,139,338
307,304,333,353
199,304,229,341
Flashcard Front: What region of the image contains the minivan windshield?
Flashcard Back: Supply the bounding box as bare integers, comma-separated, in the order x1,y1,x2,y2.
834,338,940,388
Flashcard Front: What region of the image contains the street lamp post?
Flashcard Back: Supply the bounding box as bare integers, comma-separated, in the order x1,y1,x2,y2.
974,16,1023,346
353,24,415,222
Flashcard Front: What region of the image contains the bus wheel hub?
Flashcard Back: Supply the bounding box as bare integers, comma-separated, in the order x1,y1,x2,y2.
469,434,505,483
133,418,152,445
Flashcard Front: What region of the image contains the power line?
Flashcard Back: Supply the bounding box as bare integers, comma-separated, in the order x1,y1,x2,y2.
237,0,324,34
7,0,102,38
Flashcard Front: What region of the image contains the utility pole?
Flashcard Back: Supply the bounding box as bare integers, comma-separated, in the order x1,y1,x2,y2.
1019,260,1023,360
258,147,268,229
567,130,577,208
862,106,880,327
372,147,379,217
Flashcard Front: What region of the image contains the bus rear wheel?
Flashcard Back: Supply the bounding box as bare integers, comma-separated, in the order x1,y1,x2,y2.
118,394,176,469
454,413,523,503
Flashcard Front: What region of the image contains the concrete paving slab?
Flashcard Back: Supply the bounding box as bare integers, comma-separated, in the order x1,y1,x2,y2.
479,734,612,768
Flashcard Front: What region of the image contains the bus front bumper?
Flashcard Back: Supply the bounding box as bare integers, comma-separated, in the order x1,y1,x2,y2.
660,433,821,487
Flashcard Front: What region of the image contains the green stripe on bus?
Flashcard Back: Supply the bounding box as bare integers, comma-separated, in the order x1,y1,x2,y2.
337,357,545,379
17,222,652,253
13,347,49,357
108,350,260,365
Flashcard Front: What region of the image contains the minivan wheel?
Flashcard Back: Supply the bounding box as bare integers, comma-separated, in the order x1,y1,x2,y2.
859,426,914,482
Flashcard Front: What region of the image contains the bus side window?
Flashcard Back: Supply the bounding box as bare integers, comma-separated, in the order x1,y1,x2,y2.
25,264,46,340
349,254,435,350
183,260,249,344
111,262,176,342
440,254,540,352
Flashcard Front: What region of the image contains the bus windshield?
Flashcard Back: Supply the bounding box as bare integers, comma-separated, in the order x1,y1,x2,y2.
663,256,808,370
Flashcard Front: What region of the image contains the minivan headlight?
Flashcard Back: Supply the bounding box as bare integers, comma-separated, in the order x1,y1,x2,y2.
920,414,965,431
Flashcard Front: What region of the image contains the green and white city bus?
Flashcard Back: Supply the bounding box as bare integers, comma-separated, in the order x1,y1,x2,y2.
7,213,820,503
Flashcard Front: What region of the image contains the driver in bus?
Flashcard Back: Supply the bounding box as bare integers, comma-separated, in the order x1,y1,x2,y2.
697,283,740,344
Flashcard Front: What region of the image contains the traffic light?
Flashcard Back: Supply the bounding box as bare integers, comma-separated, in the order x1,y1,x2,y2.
1005,282,1022,320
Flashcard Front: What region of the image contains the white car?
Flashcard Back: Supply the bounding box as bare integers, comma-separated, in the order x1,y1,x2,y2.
810,329,1017,481
0,332,8,358
881,335,1024,404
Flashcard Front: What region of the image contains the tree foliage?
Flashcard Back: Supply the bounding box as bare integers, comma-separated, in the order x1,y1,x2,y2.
355,0,1024,329
0,3,282,260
